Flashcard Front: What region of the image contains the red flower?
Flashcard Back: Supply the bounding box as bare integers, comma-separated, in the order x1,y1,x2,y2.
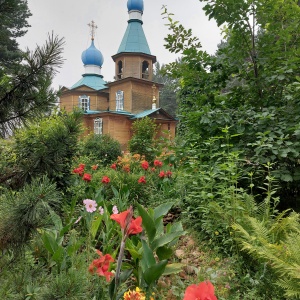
79,163,85,170
83,173,92,182
159,171,165,178
110,163,117,170
73,167,84,176
166,170,172,178
141,160,149,170
92,165,98,170
183,281,217,300
154,159,163,167
101,176,110,184
88,250,114,282
110,207,143,236
138,176,146,184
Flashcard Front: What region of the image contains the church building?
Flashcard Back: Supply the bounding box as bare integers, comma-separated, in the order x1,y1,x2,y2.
59,0,177,150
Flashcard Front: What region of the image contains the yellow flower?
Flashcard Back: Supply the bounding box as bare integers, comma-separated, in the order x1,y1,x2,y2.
123,287,145,300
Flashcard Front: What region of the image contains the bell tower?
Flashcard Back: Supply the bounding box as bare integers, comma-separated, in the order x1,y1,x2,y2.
112,0,156,81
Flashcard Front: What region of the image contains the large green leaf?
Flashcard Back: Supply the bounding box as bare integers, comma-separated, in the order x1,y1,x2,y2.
41,232,58,254
90,215,103,240
143,260,168,285
163,263,184,276
153,202,174,221
136,203,156,243
151,231,185,250
141,239,156,270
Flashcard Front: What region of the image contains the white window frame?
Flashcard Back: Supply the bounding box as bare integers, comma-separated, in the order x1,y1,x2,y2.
79,95,90,111
94,117,103,135
116,90,124,111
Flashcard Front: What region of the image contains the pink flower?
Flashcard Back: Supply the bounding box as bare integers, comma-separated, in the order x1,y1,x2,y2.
141,160,149,170
83,199,97,213
138,176,146,184
83,173,92,182
112,205,118,214
99,206,104,215
101,176,110,184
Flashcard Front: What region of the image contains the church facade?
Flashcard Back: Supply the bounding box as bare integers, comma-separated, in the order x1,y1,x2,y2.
59,0,177,150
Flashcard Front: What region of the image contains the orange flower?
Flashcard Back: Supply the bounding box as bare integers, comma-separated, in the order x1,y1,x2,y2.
183,281,217,300
124,287,145,300
123,164,130,173
110,208,143,236
92,165,98,170
88,250,114,282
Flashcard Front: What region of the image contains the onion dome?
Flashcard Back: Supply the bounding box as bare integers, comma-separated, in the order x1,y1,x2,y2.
127,0,144,12
81,40,104,67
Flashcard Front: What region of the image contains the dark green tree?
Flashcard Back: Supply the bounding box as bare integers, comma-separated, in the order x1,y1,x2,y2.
0,0,31,65
0,34,65,138
163,0,300,208
153,61,179,117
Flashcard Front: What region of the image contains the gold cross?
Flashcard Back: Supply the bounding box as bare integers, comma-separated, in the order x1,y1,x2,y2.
88,20,98,40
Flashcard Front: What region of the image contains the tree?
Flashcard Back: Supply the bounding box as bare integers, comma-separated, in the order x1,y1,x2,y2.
0,0,31,65
153,61,179,117
162,0,300,208
0,33,65,138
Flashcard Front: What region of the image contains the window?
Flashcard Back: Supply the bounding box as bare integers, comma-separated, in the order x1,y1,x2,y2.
142,61,149,79
116,90,124,111
94,117,103,135
117,60,123,79
79,95,90,111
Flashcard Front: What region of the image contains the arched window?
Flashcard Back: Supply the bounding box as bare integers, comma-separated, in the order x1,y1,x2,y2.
142,61,149,79
117,60,123,79
78,95,90,111
116,90,124,111
94,117,103,135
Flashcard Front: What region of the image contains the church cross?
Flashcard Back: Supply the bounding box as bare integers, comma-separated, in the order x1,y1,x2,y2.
88,20,98,40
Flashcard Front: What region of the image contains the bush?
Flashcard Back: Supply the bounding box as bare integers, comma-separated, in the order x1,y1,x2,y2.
79,134,122,167
128,117,157,161
13,109,82,190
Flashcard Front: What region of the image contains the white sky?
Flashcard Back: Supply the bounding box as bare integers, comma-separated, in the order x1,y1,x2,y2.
18,0,222,90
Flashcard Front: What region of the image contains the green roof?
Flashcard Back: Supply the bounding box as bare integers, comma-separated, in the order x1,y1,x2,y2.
117,20,151,55
71,75,107,91
130,108,159,119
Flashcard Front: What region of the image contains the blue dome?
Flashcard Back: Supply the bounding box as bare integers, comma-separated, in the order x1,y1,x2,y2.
127,0,144,12
81,40,104,66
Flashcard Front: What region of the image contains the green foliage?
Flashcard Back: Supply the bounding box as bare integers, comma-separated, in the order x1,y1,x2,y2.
0,34,65,137
153,61,179,117
79,134,122,167
12,109,82,190
163,0,300,208
0,0,31,65
0,176,61,253
128,117,157,161
233,211,300,298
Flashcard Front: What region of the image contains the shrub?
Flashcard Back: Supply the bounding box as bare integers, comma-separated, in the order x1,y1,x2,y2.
128,117,157,161
79,134,122,167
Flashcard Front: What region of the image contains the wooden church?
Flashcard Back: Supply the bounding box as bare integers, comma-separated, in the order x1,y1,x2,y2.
59,0,177,150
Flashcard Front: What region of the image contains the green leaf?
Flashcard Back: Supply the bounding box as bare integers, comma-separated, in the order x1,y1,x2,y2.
163,263,184,276
153,202,174,221
136,203,156,243
90,215,103,240
156,246,173,260
141,239,156,269
41,232,58,254
52,246,64,264
143,260,168,285
151,231,185,250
